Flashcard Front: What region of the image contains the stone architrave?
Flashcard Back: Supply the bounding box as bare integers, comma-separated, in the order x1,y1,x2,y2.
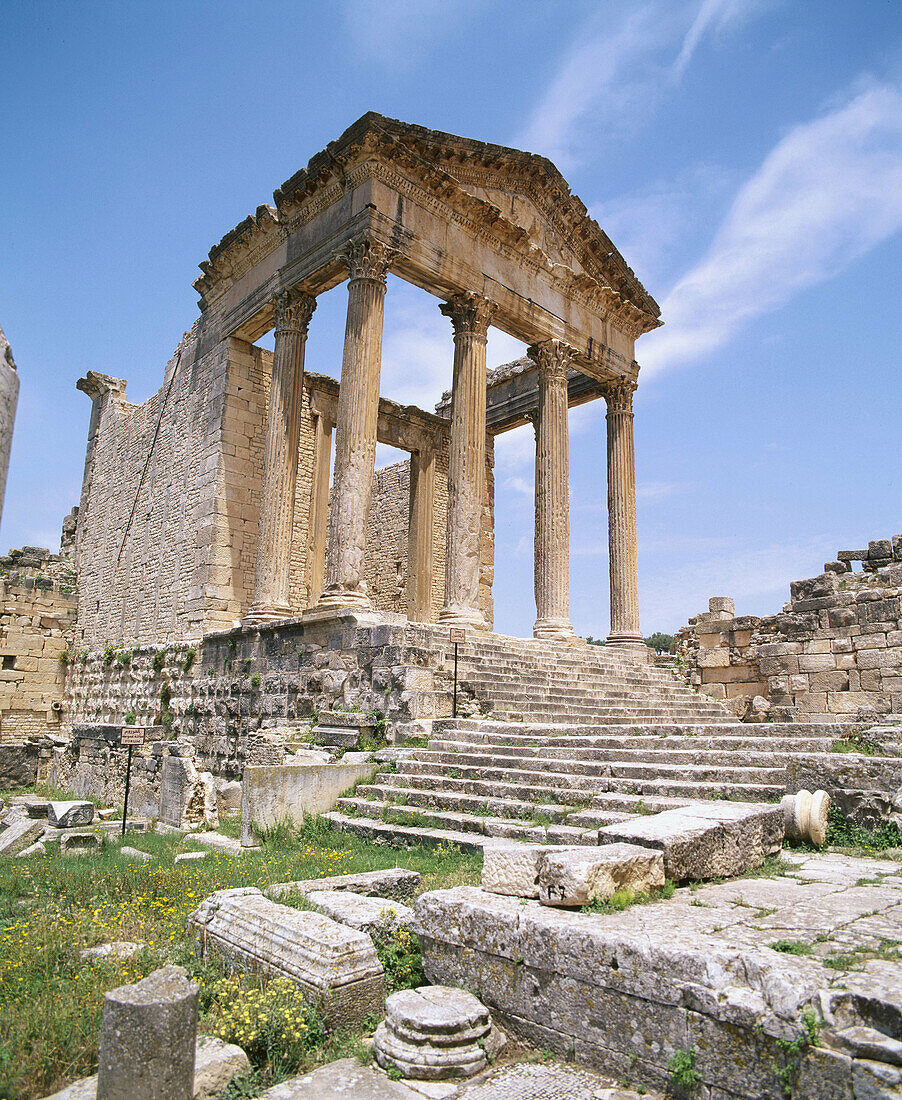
319,237,396,611
528,340,576,640
246,288,316,623
602,378,643,649
438,292,496,631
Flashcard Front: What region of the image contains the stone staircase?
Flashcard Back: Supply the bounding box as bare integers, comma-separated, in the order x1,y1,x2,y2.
428,634,730,724
327,716,858,850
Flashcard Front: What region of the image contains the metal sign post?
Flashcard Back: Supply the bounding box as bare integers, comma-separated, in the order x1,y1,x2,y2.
449,628,466,718
120,727,146,835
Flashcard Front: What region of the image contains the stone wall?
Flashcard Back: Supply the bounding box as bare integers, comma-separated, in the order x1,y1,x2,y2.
0,547,76,743
676,537,902,722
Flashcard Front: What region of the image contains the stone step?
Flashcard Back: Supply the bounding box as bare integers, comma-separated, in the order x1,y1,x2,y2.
596,776,784,801
376,771,609,806
426,735,835,755
324,811,487,851
410,745,828,769
351,784,587,823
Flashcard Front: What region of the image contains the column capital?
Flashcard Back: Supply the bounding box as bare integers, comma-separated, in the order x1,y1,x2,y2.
339,235,397,285
601,377,637,414
274,288,317,335
440,292,496,341
527,339,576,384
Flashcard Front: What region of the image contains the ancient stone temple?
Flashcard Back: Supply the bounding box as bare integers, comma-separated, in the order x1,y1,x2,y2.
71,113,660,656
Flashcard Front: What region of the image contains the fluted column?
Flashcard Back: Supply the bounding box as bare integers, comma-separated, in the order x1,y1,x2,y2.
438,292,496,630
528,340,575,640
318,236,395,611
603,378,643,648
305,411,332,606
246,288,316,623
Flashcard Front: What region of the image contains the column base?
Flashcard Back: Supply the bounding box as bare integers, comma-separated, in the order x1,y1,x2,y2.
316,586,372,613
242,604,293,627
533,617,575,641
438,605,487,631
605,632,651,664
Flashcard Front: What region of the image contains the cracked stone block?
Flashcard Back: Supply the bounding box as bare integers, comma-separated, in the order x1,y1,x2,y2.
265,868,420,902
302,890,415,934
373,986,492,1080
0,817,46,856
481,843,577,898
187,888,384,1028
598,802,784,881
48,801,94,828
537,844,665,908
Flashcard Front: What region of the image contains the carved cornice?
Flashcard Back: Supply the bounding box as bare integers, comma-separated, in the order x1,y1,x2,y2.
440,292,496,340
601,378,637,415
338,236,397,284
527,340,576,386
274,288,316,335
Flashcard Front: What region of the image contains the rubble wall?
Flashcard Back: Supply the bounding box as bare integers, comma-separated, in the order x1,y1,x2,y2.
0,548,76,743
676,537,902,722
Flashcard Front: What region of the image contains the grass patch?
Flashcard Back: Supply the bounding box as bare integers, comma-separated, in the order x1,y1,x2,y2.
825,805,902,854
830,731,883,756
581,879,675,914
0,817,480,1099
769,938,813,956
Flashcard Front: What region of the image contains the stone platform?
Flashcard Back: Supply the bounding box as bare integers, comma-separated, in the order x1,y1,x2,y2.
415,851,902,1099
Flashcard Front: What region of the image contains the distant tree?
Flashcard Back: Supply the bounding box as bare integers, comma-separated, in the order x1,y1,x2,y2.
645,632,674,654
584,636,606,646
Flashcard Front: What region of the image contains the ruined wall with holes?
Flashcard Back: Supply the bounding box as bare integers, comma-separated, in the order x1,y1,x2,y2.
0,547,76,743
675,537,902,722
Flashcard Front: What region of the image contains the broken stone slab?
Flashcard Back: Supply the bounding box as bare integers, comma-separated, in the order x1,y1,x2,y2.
303,890,415,934
38,1035,248,1100
598,801,784,882
81,941,146,961
119,846,152,863
265,868,421,902
537,844,665,908
187,888,384,1028
23,798,50,818
0,816,46,856
313,710,377,749
48,800,94,828
96,964,198,1100
175,851,208,864
160,756,218,832
374,986,492,1080
60,832,101,854
832,1025,902,1066
285,748,333,765
215,780,242,815
481,843,577,898
16,840,46,858
254,1057,423,1099
96,808,119,821
191,832,248,855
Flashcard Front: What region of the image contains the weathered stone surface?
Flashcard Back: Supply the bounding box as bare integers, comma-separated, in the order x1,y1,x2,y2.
265,868,420,902
60,832,100,854
175,851,208,864
192,1036,251,1100
160,757,218,832
782,789,830,847
96,965,198,1100
16,840,46,857
0,816,45,856
188,888,384,1027
303,890,415,934
598,802,784,881
481,843,575,898
240,761,375,846
255,1058,422,1099
833,1026,902,1066
374,986,491,1080
48,801,94,828
119,846,152,863
537,844,665,907
81,942,145,961
215,780,242,815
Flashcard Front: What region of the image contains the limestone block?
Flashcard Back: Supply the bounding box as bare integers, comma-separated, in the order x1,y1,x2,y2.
698,647,730,669
61,832,101,854
598,802,784,882
48,800,95,828
215,780,242,815
160,756,218,831
81,942,145,961
537,844,665,907
96,966,198,1100
481,843,576,898
799,654,836,673
265,868,420,902
251,1058,422,1099
304,890,415,934
175,851,208,864
708,596,735,615
187,888,384,1027
119,846,152,863
0,816,45,856
192,1036,251,1100
373,986,491,1080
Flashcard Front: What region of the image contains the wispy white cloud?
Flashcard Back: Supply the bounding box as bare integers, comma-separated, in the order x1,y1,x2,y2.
340,0,479,70
672,0,772,79
642,80,902,375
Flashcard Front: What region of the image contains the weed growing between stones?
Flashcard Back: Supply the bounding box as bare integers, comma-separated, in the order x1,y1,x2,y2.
581,880,675,914
825,805,902,853
369,914,425,993
668,1046,698,1094
0,820,480,1099
769,939,813,955
772,1009,821,1097
830,730,883,755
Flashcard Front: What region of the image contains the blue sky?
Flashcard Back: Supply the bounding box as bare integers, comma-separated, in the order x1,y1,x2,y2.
1,0,900,639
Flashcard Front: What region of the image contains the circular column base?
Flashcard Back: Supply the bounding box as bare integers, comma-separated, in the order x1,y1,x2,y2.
437,605,487,631
533,617,575,640
316,587,372,613
242,604,294,626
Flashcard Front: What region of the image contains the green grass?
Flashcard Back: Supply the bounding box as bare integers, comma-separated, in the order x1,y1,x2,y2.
769,939,813,956
0,818,480,1099
581,879,675,914
825,805,902,854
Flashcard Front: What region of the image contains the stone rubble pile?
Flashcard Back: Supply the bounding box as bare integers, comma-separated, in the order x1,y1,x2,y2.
0,796,146,858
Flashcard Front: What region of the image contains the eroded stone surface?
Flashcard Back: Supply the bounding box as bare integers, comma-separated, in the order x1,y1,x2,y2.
374,986,492,1081
265,868,421,902
598,801,784,881
537,844,665,907
187,888,384,1028
48,801,94,828
303,890,415,934
482,844,575,898
0,817,45,856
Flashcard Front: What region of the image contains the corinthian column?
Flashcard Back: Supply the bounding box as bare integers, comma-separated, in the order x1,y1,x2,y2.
438,292,495,630
318,236,395,611
603,377,643,649
245,288,316,623
528,340,575,640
